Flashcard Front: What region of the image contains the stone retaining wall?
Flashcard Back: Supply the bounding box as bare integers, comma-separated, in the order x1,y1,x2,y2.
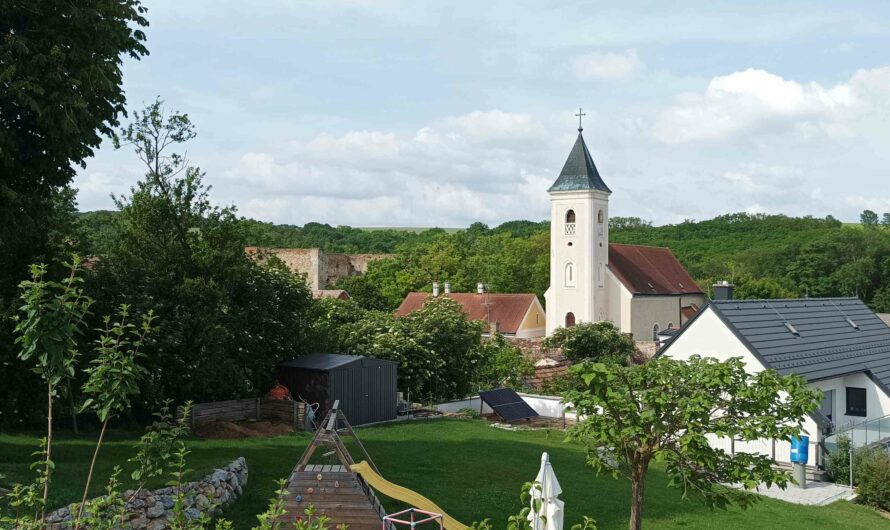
46,457,247,529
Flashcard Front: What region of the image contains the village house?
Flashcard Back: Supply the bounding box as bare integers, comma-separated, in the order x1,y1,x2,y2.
395,283,546,339
659,290,890,466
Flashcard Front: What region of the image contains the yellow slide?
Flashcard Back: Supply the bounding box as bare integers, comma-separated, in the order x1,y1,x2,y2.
350,461,470,530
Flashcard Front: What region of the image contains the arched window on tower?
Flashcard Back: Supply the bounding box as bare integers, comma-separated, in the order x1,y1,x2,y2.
565,312,576,328
565,209,576,235
652,323,660,341
565,262,575,287
597,209,605,236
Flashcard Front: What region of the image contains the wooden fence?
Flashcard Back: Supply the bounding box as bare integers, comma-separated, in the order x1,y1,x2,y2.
182,398,306,430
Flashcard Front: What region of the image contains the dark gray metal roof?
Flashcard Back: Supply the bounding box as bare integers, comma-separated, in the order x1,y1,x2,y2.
548,132,611,193
278,353,397,372
708,298,890,393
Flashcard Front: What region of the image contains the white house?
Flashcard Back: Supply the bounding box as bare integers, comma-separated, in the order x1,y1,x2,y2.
544,126,706,340
658,296,890,466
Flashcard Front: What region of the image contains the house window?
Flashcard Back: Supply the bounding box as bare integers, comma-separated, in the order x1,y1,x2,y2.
846,387,867,417
565,263,575,287
652,323,660,341
565,210,576,235
565,312,576,328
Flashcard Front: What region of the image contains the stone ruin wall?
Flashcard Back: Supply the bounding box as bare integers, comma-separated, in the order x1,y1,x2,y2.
246,247,392,290
46,458,248,530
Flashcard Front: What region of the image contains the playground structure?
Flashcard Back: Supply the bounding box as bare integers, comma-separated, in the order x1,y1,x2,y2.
285,401,469,530
385,508,444,530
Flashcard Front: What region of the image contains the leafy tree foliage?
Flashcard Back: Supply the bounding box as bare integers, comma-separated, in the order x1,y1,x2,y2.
564,356,821,530
474,333,535,391
542,322,635,364
88,101,313,413
339,297,485,402
0,0,148,428
860,209,880,227
80,209,890,318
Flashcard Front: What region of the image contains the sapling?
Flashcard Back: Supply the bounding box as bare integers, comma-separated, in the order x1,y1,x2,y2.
13,258,92,522
75,305,154,526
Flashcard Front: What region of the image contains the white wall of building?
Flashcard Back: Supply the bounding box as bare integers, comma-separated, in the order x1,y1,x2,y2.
810,373,890,431
436,393,578,421
546,189,609,335
662,307,821,465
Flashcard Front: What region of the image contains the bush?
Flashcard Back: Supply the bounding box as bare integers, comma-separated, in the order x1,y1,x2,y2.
458,407,481,419
857,449,890,510
541,322,634,365
474,332,535,391
825,435,873,486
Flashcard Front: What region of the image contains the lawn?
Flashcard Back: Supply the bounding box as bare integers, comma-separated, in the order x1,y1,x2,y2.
1,419,887,529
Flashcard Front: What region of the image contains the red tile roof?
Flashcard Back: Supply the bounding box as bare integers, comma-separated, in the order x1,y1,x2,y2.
681,303,700,320
395,293,540,335
608,244,703,295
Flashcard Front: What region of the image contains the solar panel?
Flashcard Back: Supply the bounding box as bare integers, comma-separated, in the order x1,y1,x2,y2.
479,388,539,422
495,402,538,422
479,388,521,407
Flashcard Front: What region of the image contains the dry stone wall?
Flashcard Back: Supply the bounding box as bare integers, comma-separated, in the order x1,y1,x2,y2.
45,457,247,529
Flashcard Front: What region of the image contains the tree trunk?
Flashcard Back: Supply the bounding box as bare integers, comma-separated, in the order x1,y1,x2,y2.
76,420,108,527
42,383,53,522
68,382,79,435
629,459,649,530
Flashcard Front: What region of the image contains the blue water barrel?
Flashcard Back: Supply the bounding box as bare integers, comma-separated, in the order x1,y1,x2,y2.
790,435,810,464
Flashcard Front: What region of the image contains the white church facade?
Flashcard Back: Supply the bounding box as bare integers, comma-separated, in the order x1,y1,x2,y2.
544,127,706,341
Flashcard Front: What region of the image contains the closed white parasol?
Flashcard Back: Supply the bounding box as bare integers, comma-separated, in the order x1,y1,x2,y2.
528,452,564,530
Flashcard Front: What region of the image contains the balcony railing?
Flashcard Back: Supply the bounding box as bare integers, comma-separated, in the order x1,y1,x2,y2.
565,223,576,236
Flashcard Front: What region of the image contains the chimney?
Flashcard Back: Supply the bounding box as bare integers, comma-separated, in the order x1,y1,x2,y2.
477,282,485,294
713,280,734,301
432,282,440,297
444,282,451,294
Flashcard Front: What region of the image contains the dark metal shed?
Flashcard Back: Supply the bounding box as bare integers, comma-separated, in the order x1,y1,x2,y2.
276,353,398,426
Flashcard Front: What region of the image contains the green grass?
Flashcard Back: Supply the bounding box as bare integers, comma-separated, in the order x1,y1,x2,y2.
1,420,887,529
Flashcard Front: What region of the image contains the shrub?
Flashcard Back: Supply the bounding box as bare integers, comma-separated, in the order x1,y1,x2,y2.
857,449,890,510
458,407,481,419
541,322,634,365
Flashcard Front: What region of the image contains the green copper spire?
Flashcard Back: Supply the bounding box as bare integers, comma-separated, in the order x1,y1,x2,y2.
548,131,611,193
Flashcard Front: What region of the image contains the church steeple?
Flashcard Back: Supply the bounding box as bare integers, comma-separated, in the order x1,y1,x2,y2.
548,131,611,193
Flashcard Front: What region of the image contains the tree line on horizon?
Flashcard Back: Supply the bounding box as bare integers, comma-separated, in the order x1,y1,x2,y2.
76,210,890,314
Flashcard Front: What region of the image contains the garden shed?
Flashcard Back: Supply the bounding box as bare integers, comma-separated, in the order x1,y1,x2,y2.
276,353,398,426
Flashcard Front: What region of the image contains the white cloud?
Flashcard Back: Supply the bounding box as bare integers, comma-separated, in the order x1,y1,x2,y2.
846,196,890,214
219,110,559,226
572,49,642,81
651,67,890,143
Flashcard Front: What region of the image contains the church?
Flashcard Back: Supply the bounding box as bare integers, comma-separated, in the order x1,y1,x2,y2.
544,124,706,341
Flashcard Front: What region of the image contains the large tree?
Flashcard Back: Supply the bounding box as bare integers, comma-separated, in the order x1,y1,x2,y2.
0,0,148,425
564,356,821,530
89,100,313,411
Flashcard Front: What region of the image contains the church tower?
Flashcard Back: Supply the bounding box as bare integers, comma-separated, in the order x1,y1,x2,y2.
544,119,611,335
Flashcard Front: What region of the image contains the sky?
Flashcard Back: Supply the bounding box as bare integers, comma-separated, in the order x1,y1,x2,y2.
75,0,890,228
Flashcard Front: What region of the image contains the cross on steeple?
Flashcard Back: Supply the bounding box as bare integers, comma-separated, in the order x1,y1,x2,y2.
575,107,586,132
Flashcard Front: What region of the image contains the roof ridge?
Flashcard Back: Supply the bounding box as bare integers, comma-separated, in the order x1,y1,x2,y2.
609,242,673,251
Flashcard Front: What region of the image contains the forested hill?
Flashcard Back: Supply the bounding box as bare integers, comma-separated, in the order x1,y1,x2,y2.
76,211,890,313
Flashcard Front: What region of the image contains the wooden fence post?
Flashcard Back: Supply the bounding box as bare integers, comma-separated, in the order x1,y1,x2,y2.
255,397,261,421
293,401,298,431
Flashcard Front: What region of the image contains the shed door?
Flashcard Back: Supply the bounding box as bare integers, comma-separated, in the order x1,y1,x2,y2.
360,369,371,424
